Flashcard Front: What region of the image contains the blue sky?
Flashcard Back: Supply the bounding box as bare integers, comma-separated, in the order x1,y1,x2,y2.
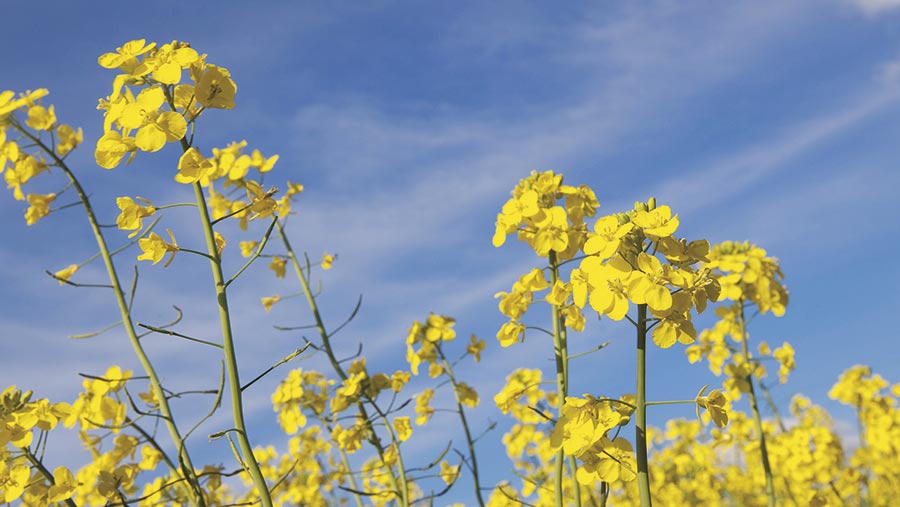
3,0,900,502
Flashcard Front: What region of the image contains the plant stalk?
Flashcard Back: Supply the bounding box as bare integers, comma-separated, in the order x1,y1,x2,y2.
635,303,653,507
738,303,776,507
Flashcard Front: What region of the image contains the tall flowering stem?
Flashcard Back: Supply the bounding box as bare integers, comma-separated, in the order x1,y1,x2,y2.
635,303,653,507
189,177,274,507
15,124,207,507
548,250,572,507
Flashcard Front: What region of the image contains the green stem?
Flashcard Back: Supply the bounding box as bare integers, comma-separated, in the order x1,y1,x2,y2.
738,303,776,507
337,446,365,507
275,220,409,506
191,181,273,507
635,303,653,507
438,348,486,507
17,124,205,507
548,251,574,507
758,381,787,433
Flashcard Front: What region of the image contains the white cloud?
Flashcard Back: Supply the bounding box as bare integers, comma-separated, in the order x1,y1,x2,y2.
847,0,900,14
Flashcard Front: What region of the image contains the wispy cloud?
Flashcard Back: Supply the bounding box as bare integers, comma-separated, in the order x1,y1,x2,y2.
845,0,900,14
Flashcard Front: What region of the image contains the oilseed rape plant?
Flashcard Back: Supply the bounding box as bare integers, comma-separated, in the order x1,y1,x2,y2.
2,38,899,507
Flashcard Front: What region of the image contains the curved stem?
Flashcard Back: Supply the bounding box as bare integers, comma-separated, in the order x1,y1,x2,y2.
635,303,653,507
16,124,205,507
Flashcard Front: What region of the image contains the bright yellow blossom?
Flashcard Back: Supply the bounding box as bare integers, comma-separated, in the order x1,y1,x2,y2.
269,256,287,278
321,252,335,269
176,147,213,184
24,192,56,225
115,196,155,237
55,124,83,156
261,295,281,312
53,264,79,285
393,416,412,442
632,204,679,237
137,229,179,266
94,130,136,169
193,64,237,109
240,240,258,257
25,104,56,130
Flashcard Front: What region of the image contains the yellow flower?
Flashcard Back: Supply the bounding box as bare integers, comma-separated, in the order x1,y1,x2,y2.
696,388,729,428
115,196,156,237
632,204,679,237
94,130,136,169
25,104,56,131
55,124,83,156
440,461,460,485
240,241,258,258
53,264,79,285
583,256,633,321
773,342,796,383
0,88,48,117
393,416,412,442
1,462,31,503
390,371,410,392
6,154,49,200
545,279,571,306
250,149,279,173
286,180,304,197
46,466,77,503
176,147,213,184
137,229,179,267
466,334,485,362
583,215,633,259
261,295,281,312
24,192,56,225
245,180,278,219
455,382,479,408
321,252,335,270
415,389,434,425
269,256,286,278
97,39,156,71
531,206,570,256
214,231,226,256
496,320,525,348
193,64,237,109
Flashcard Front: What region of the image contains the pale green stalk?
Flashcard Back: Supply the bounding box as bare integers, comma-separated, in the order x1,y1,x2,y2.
19,125,206,507
635,303,653,507
189,180,273,507
437,348,486,507
548,251,575,507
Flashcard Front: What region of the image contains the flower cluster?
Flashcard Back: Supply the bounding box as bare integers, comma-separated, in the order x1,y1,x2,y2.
2,88,83,225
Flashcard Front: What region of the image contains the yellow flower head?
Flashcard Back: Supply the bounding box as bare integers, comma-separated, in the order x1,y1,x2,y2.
53,264,79,285
261,295,281,312
176,147,214,184
193,64,237,110
137,229,179,267
24,192,56,225
115,196,156,237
